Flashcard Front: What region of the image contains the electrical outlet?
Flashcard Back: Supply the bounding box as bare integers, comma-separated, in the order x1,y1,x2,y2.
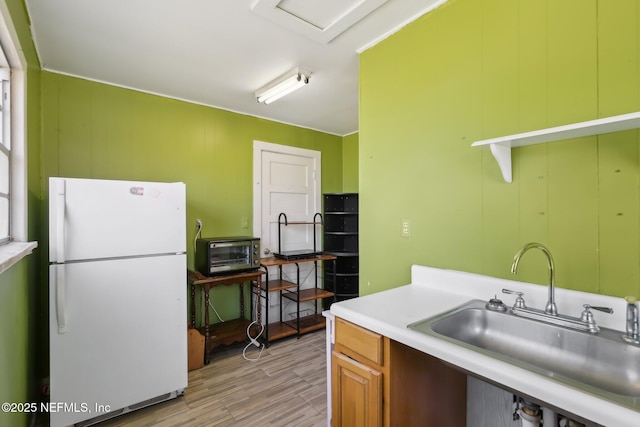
402,219,410,237
241,217,248,228
196,218,203,229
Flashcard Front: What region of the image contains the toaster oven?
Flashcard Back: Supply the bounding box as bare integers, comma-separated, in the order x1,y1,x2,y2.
195,237,260,276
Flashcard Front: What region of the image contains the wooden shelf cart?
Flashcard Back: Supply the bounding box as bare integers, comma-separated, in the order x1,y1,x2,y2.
188,269,263,364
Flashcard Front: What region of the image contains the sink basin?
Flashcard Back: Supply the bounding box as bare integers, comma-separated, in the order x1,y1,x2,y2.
408,300,640,411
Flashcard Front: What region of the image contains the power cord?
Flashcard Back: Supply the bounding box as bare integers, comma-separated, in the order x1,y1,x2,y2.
207,296,225,322
243,286,265,362
193,219,202,253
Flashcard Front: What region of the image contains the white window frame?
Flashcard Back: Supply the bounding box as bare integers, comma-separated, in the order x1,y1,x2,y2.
1,66,11,245
0,1,37,275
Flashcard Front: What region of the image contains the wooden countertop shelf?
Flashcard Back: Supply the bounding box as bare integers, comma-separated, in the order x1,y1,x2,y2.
265,321,299,342
188,269,262,286
283,288,335,302
256,246,337,345
188,269,262,363
284,314,326,335
260,254,337,268
253,278,297,292
197,318,252,350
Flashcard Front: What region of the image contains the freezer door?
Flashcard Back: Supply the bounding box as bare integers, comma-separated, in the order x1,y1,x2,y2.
49,178,186,263
49,255,187,427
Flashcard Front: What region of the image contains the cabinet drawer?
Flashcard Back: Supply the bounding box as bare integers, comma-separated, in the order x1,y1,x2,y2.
335,317,383,366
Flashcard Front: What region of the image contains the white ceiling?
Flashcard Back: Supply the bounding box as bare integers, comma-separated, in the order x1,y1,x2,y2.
25,0,445,136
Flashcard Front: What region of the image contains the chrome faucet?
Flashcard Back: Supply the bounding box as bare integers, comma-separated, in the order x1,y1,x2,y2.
510,243,558,316
505,243,613,333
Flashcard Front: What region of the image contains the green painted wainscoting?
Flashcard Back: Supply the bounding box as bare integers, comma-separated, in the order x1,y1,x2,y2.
359,0,640,298
342,132,359,193
40,71,344,325
0,2,42,427
0,260,32,427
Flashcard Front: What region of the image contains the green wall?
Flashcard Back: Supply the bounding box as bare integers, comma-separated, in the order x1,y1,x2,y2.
2,1,351,424
40,72,344,322
360,0,640,298
0,261,31,427
0,1,42,426
342,132,359,192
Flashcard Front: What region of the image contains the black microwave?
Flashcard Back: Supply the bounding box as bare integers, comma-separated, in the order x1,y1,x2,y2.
195,237,260,276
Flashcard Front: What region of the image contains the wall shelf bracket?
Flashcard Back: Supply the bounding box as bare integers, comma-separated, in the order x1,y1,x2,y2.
472,111,640,183
489,143,512,183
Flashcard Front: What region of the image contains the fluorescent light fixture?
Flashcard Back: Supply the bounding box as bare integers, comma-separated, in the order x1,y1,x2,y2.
256,68,310,104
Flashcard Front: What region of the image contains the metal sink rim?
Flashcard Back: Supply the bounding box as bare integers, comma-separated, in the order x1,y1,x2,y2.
407,299,640,413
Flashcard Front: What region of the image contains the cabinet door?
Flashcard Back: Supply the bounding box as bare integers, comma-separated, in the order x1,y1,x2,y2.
332,351,382,427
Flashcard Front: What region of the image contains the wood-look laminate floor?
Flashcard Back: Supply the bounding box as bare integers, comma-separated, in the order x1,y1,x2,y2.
96,330,328,427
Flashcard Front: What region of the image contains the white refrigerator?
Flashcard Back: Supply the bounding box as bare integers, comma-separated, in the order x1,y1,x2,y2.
48,177,188,427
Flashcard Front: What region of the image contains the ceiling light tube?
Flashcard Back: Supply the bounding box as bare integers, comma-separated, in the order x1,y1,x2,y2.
256,68,310,104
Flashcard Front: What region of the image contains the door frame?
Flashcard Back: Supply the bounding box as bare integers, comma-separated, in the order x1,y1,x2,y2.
252,140,322,250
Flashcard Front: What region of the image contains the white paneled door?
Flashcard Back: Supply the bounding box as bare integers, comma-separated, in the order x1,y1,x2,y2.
253,141,321,323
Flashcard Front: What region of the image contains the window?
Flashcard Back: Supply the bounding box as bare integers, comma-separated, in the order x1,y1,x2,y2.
0,66,10,245
0,4,36,274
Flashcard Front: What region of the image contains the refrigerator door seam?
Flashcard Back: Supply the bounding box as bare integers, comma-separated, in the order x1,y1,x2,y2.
55,252,187,264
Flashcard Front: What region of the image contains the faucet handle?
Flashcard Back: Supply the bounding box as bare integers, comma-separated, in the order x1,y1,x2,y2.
580,305,612,333
583,304,613,314
502,288,526,308
623,297,640,345
486,296,508,312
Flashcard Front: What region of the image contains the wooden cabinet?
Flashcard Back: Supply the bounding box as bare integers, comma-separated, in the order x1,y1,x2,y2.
332,352,382,427
332,317,467,427
333,317,389,427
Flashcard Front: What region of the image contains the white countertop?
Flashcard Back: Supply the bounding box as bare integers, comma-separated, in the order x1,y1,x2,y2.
330,265,640,427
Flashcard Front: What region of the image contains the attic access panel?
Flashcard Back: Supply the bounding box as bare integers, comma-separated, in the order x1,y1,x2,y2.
251,0,388,44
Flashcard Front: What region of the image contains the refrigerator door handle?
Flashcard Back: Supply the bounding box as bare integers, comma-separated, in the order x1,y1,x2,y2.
54,179,66,263
55,266,67,334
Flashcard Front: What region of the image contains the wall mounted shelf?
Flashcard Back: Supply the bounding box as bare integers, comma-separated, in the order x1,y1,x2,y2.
471,111,640,183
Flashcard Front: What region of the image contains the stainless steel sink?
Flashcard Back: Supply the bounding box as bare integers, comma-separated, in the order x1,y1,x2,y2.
408,300,640,411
